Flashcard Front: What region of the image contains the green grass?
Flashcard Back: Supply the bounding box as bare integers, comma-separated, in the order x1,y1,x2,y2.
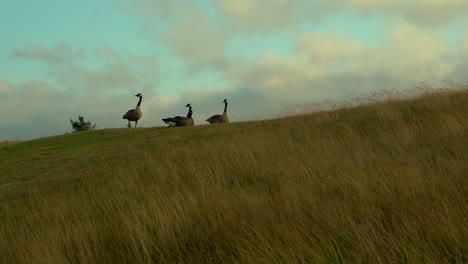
1,88,467,263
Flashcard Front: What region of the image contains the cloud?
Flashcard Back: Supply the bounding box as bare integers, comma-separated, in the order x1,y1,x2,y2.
14,43,160,95
9,43,157,94
159,86,281,124
11,43,85,65
124,1,228,71
1,44,162,140
213,0,308,31
297,33,374,65
398,0,468,26
125,0,468,38
0,80,13,94
344,0,393,9
122,0,179,19
0,78,176,141
218,23,462,110
463,34,468,55
446,33,468,83
123,0,466,77
126,0,305,32
0,80,71,140
383,21,454,81
211,0,468,32
336,0,468,26
3,1,468,141
213,0,468,30
162,7,228,68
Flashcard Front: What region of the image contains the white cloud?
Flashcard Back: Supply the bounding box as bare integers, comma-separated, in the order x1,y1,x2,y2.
211,0,468,31
0,80,70,136
0,78,178,140
3,1,468,141
463,34,468,55
1,44,162,140
401,0,468,26
382,21,454,81
162,7,228,68
11,43,85,65
125,1,229,70
0,80,13,94
218,24,461,110
446,32,468,83
122,0,180,19
15,44,160,95
297,33,375,66
345,0,393,9
342,0,468,25
213,0,307,31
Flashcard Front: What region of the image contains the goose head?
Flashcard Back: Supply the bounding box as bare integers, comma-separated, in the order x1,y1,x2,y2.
223,99,228,104
185,103,192,107
135,93,142,97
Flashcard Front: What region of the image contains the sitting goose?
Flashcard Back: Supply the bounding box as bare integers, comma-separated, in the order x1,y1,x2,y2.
206,99,229,124
123,93,143,128
162,103,194,127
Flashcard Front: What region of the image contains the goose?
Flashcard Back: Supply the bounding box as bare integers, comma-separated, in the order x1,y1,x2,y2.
206,99,229,124
162,103,194,127
123,93,143,128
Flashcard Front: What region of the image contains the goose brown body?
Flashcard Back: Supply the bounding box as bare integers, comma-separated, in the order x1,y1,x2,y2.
162,104,194,127
123,93,143,128
206,99,229,124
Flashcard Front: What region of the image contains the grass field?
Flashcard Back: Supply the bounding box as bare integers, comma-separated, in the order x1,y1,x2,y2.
1,88,467,263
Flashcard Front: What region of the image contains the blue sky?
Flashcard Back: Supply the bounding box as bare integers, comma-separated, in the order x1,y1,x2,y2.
1,0,467,140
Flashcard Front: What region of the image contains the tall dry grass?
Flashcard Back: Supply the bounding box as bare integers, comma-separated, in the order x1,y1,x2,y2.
1,89,467,263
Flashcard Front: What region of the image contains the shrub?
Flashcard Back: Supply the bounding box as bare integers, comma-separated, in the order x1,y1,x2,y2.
70,116,97,132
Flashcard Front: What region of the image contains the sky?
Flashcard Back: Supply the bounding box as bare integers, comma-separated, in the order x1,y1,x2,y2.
1,0,467,141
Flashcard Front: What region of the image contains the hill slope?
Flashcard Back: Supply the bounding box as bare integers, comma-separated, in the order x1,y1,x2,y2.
1,89,467,263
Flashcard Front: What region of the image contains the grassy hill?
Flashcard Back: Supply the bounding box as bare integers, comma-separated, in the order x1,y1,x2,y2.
1,89,467,264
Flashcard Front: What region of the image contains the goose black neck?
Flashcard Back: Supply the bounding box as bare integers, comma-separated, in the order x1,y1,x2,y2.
223,102,228,113
137,96,142,106
187,107,193,118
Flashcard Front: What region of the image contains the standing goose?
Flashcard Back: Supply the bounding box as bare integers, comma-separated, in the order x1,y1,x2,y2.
206,99,229,124
123,93,143,128
162,103,194,127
